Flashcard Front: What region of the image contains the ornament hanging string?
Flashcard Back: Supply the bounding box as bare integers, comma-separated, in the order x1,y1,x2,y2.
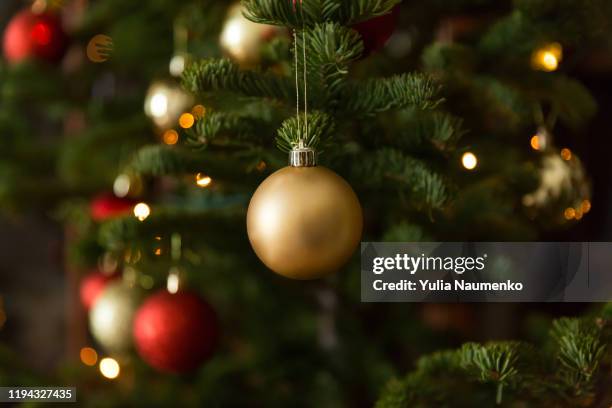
291,0,309,148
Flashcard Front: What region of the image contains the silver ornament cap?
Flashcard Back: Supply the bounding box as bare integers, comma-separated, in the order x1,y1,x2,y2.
290,147,317,167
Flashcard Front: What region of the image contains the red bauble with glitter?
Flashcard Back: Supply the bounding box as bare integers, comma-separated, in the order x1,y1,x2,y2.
352,5,400,56
3,9,68,64
79,270,119,311
133,291,219,373
90,193,137,221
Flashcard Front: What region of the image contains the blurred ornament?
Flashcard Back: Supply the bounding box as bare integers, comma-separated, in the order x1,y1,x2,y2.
220,3,284,67
89,282,143,353
113,173,143,198
144,80,193,131
531,42,562,72
133,290,218,373
523,149,591,223
247,148,362,280
79,269,119,311
2,8,68,65
90,193,138,221
352,5,400,56
86,34,113,63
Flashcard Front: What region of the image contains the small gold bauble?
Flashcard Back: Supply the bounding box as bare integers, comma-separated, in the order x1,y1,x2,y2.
89,281,143,353
247,166,363,280
144,80,193,131
220,3,284,67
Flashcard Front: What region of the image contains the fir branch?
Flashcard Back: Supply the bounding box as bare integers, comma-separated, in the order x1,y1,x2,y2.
242,0,400,27
276,111,335,152
186,111,270,148
460,342,523,405
98,208,246,253
126,145,266,186
551,318,605,397
382,109,464,153
183,59,293,101
298,23,363,105
357,148,450,209
343,74,443,116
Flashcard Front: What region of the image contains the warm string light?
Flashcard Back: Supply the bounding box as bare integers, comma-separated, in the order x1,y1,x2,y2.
564,200,592,221
461,152,478,170
167,270,180,294
179,113,195,129
531,42,563,72
80,347,98,366
163,129,179,145
560,148,572,161
195,173,212,188
99,357,120,379
192,105,206,119
530,135,541,150
133,203,151,221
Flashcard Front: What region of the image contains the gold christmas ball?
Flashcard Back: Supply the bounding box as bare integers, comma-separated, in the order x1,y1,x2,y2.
144,80,193,131
89,281,143,354
220,3,284,67
247,165,363,280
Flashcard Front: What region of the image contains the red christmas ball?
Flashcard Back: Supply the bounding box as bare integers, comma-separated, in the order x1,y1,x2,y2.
133,291,218,373
79,270,119,311
352,5,400,56
3,9,68,64
90,193,137,221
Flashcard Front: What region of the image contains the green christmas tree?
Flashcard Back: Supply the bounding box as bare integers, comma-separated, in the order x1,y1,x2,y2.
0,0,611,406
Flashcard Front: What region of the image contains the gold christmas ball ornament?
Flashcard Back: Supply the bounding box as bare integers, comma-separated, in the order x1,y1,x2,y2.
247,148,363,280
144,80,193,131
89,281,144,354
220,3,284,67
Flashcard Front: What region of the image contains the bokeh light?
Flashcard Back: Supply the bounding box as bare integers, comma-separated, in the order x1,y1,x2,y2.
133,203,151,221
560,148,572,161
99,357,120,379
80,347,98,366
192,105,206,119
461,152,478,170
195,173,212,188
179,113,195,129
163,129,179,145
531,43,562,72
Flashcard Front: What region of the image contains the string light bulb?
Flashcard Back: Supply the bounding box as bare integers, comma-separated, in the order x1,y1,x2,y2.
195,173,212,188
560,148,572,161
99,357,120,379
179,113,195,129
80,347,98,366
461,152,478,170
531,42,563,72
564,207,576,220
133,203,151,221
163,129,179,145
